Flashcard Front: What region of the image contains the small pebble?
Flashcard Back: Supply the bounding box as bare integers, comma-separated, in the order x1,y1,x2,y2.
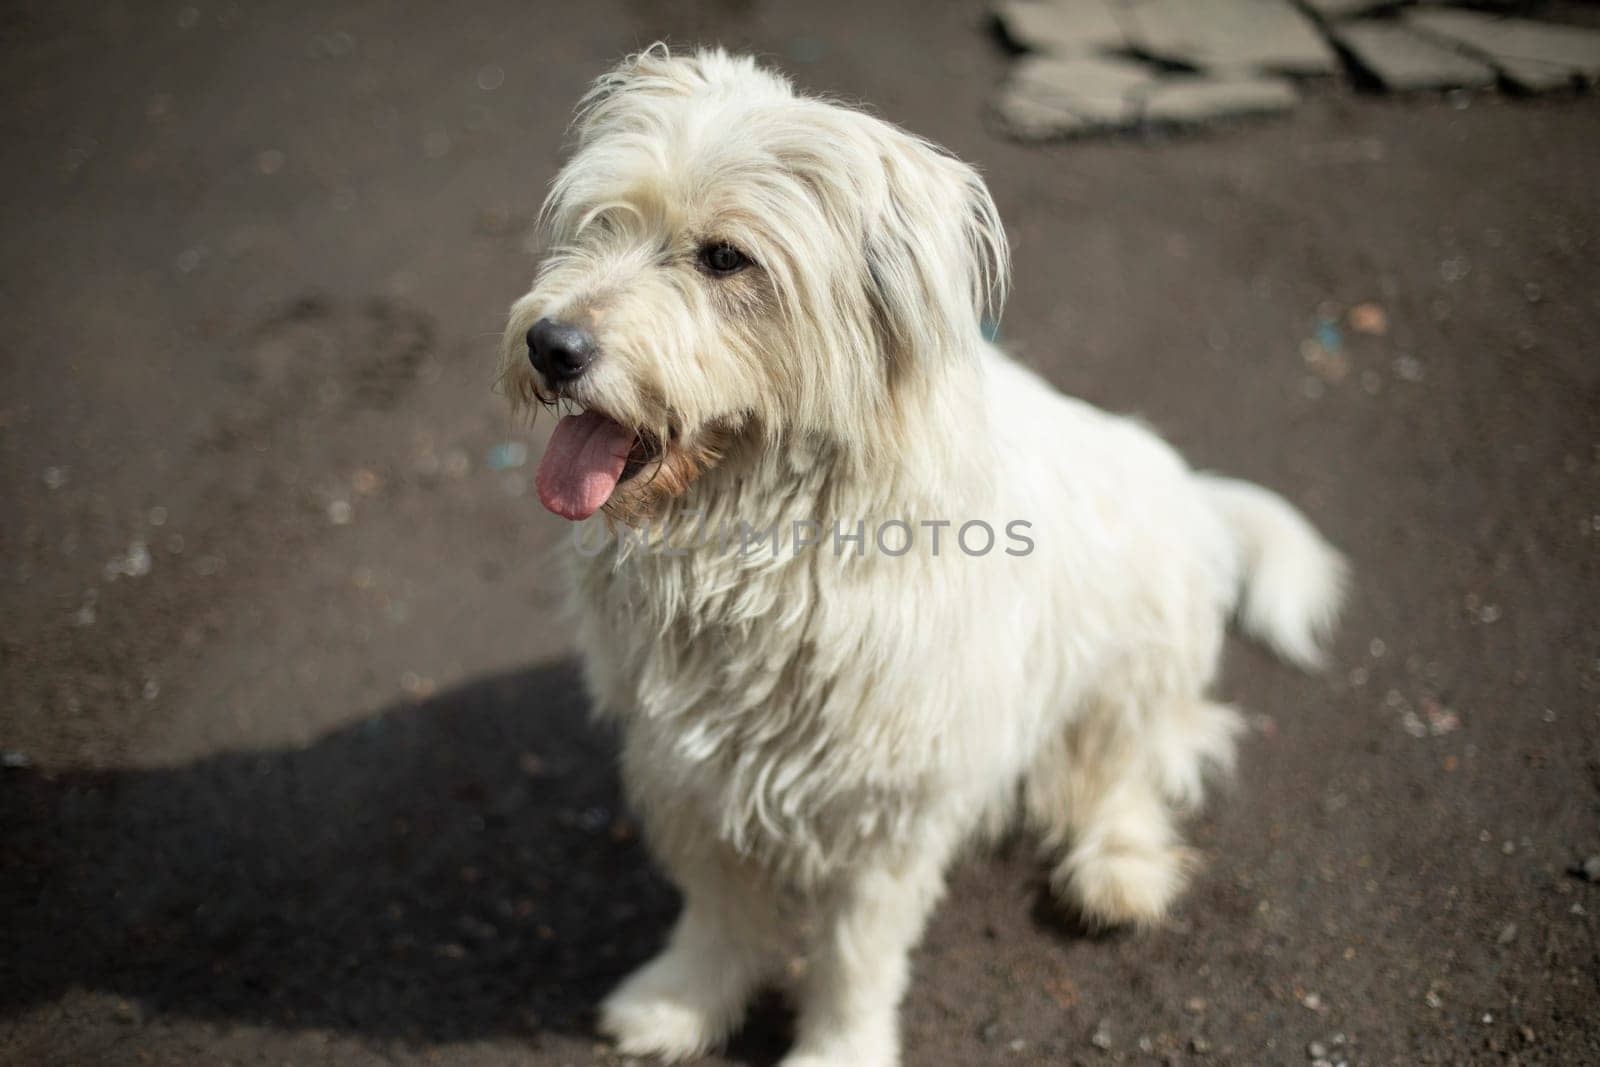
1421,695,1459,735
1091,1021,1113,1050
1394,354,1423,382
1348,302,1388,336
486,441,528,471
1308,1041,1328,1059
121,541,152,578
423,129,452,159
476,206,517,236
1576,855,1600,883
306,32,356,60
477,64,506,91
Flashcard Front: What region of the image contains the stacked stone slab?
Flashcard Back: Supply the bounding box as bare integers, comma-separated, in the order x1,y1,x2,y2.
993,0,1600,141
1403,10,1600,91
1330,21,1498,91
1318,6,1600,93
993,0,1326,139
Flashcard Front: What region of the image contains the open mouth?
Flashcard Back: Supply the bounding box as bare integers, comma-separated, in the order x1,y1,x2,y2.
535,407,665,521
620,428,663,483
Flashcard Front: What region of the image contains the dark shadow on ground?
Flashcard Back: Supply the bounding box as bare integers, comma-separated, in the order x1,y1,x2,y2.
0,659,802,1059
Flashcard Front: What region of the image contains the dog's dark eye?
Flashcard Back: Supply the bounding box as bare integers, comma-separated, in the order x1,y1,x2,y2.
699,242,748,275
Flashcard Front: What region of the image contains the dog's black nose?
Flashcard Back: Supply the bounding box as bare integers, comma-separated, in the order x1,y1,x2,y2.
526,317,597,382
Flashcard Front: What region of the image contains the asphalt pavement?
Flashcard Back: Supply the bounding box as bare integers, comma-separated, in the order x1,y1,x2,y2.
2,2,1598,1063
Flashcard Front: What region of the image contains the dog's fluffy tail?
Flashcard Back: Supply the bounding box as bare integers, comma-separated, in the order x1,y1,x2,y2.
1202,476,1347,670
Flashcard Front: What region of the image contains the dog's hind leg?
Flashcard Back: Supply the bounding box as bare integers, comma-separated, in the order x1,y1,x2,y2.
1024,692,1240,928
599,847,779,1061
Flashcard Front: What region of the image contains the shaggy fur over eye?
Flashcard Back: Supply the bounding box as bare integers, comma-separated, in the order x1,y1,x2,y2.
499,44,1346,1067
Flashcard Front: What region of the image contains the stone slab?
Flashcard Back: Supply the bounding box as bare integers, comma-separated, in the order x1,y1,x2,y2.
993,0,1126,55
1005,54,1156,124
1415,0,1533,8
1115,0,1340,75
1492,56,1581,94
1300,0,1394,19
1332,22,1498,91
992,88,1094,139
1407,10,1600,84
1138,75,1299,123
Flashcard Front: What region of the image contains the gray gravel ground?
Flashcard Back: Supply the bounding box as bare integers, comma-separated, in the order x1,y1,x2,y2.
2,1,1598,1064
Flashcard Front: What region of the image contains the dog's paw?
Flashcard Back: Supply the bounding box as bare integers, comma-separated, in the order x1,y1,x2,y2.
600,989,718,1061
598,951,745,1062
1056,843,1196,929
779,1025,898,1067
779,1043,896,1067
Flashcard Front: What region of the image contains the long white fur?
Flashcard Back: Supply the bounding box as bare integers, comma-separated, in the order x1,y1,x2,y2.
499,46,1346,1067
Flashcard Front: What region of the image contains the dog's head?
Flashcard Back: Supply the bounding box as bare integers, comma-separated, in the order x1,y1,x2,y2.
500,45,1008,523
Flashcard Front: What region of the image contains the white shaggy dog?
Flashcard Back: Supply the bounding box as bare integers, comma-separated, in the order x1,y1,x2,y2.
499,46,1345,1067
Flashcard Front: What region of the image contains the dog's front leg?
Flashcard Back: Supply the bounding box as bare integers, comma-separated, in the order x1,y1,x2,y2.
781,846,950,1067
599,854,777,1061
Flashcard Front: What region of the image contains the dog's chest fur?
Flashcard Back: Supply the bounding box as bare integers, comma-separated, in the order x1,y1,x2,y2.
571,443,964,884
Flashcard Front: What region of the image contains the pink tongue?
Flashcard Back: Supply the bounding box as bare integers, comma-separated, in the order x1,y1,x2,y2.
536,410,635,520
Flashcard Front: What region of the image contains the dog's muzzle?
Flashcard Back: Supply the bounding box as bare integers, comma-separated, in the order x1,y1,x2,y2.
526,317,597,384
